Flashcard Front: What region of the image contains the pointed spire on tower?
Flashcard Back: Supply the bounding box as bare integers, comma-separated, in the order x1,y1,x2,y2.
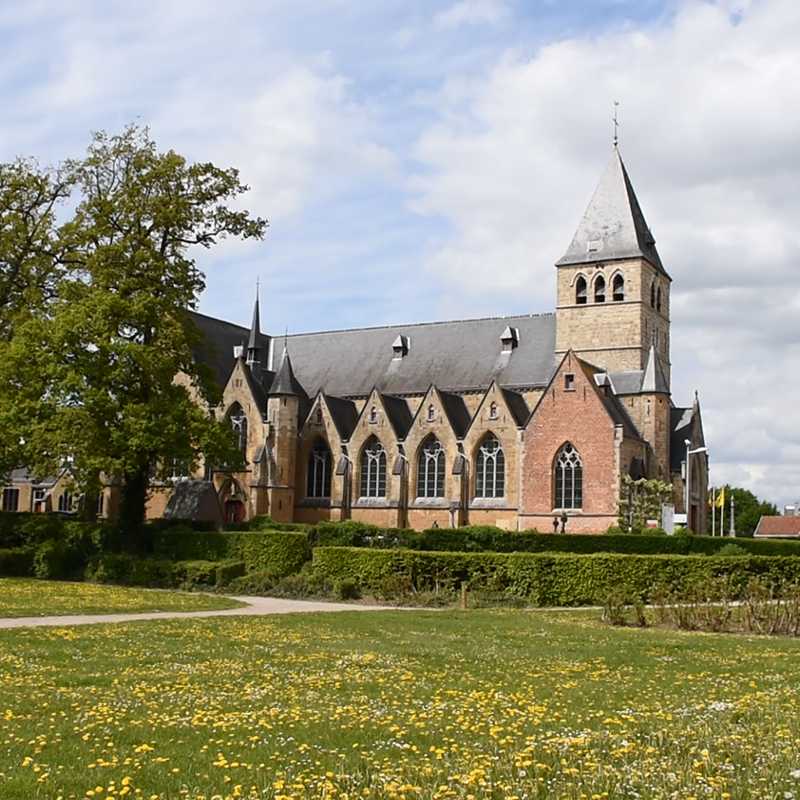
246,284,261,368
269,344,305,397
641,344,669,394
556,148,669,278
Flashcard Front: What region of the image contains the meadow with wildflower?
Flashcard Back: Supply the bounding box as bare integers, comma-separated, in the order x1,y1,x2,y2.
1,608,800,799
0,578,244,617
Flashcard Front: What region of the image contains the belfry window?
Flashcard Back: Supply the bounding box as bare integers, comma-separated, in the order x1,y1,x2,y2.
594,275,606,303
554,442,583,510
575,276,587,305
360,436,386,498
417,436,445,498
227,403,248,462
475,435,505,498
612,274,624,301
307,438,332,498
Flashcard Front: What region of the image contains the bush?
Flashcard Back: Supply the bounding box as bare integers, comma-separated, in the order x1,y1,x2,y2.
334,578,361,600
716,543,749,557
312,547,800,606
0,547,35,577
86,555,176,588
173,560,218,589
226,569,279,595
33,540,80,580
152,530,311,576
214,559,246,587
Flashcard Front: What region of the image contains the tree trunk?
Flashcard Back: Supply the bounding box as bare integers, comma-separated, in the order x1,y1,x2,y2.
119,466,149,551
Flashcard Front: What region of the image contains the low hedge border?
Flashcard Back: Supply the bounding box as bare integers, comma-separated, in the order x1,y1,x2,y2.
152,530,311,577
311,546,800,606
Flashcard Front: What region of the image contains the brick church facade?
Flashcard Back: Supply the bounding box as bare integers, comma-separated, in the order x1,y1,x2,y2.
2,148,709,533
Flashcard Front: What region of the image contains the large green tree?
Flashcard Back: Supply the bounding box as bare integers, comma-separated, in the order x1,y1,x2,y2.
0,159,73,480
2,126,266,541
709,485,779,537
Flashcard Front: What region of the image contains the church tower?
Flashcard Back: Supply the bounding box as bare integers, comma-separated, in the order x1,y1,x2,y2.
555,148,672,385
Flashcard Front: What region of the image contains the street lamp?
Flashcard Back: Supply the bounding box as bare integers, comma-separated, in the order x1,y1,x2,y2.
684,439,709,532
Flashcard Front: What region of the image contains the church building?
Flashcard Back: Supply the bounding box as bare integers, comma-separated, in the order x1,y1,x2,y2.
178,147,708,534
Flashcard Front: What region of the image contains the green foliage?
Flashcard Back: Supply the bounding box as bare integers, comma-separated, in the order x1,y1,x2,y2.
0,547,35,577
85,554,176,588
312,546,800,606
152,530,311,577
618,475,673,531
334,578,361,601
1,125,267,533
709,485,780,537
226,569,279,595
716,543,749,557
215,560,246,587
33,540,79,580
173,560,218,589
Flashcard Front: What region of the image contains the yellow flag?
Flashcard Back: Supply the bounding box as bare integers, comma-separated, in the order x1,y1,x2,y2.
716,488,725,509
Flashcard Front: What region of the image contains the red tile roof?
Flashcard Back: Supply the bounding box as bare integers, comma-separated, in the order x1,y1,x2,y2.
755,516,800,537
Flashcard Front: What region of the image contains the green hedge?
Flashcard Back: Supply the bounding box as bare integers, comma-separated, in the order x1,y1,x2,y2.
153,530,311,577
309,521,800,558
0,547,35,577
312,546,800,606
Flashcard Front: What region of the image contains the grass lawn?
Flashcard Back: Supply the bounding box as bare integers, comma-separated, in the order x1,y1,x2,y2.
0,578,245,617
1,610,800,799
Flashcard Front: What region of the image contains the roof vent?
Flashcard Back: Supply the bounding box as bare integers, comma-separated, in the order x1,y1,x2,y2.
233,344,244,359
392,335,410,359
500,326,519,352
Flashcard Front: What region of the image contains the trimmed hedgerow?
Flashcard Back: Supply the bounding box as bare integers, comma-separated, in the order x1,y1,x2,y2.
152,530,311,577
85,554,177,588
311,547,800,606
0,547,35,577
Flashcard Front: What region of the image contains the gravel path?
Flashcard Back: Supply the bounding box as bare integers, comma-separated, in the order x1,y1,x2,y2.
0,596,400,629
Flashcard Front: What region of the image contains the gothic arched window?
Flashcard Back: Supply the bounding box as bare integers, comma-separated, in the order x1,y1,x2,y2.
650,281,656,308
594,275,606,303
360,436,386,498
554,442,583,510
417,436,445,498
656,286,662,313
475,435,505,498
57,491,74,514
612,273,624,301
227,402,248,462
575,276,587,305
307,438,332,498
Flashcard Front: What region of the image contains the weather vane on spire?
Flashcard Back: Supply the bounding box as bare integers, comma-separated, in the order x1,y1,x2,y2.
612,100,620,148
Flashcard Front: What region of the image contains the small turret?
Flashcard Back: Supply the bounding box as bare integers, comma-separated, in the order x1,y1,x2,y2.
269,346,304,396
246,293,261,369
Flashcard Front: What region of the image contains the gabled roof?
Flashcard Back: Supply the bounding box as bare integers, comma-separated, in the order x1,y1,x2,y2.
438,390,471,439
755,516,800,538
323,395,359,441
381,394,414,440
579,358,642,441
500,388,529,427
556,148,668,277
669,406,694,473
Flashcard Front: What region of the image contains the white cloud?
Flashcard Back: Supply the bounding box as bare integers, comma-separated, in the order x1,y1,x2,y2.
410,0,800,505
434,0,510,30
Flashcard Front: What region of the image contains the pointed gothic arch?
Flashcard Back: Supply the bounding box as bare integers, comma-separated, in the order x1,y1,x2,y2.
416,434,445,498
575,275,587,305
594,274,606,303
612,272,625,301
553,442,583,510
359,435,387,498
475,433,505,498
306,437,332,498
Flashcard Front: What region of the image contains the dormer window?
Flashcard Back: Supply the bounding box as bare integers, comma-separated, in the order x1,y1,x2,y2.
489,401,498,420
612,273,624,301
594,275,606,303
369,406,378,424
500,326,519,352
575,276,587,305
427,404,435,422
392,335,409,359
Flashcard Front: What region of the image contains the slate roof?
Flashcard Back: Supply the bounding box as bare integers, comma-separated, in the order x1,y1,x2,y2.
278,313,557,398
501,388,529,427
670,406,694,473
269,348,306,398
324,395,360,441
581,359,642,441
557,148,668,277
438,391,471,439
641,346,670,393
382,394,414,439
755,516,800,537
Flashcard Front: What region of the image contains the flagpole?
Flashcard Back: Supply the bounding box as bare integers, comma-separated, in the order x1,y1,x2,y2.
721,488,725,538
712,488,716,537
729,494,736,537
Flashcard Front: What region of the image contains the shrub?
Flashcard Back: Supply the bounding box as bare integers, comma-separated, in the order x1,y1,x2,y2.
0,547,35,577
33,540,80,580
86,555,176,587
214,559,246,587
226,569,279,595
717,543,749,557
173,560,218,589
334,578,361,600
312,547,800,606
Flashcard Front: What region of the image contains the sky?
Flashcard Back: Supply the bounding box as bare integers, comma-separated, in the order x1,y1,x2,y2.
1,0,798,507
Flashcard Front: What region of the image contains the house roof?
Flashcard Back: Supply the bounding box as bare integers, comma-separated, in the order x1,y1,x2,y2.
556,148,668,277
669,406,694,473
501,388,529,427
381,394,414,440
324,395,360,441
755,516,800,537
269,348,306,397
277,312,557,397
641,345,670,394
438,390,471,439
